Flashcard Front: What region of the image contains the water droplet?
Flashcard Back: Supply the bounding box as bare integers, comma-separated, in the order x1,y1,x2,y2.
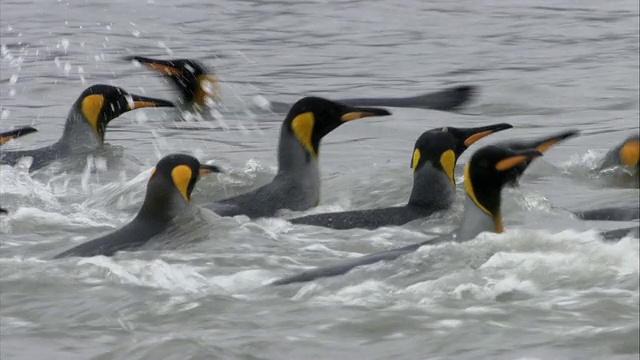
7,26,12,32
9,74,18,84
61,38,69,51
253,95,272,111
106,25,111,30
54,57,61,68
132,30,140,37
78,66,84,74
63,62,71,75
1,109,10,120
9,89,16,97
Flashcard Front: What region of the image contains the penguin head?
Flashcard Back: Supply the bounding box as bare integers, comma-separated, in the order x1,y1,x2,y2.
464,145,542,232
75,84,174,142
125,56,219,105
410,123,513,187
284,97,391,158
148,154,222,205
618,135,639,168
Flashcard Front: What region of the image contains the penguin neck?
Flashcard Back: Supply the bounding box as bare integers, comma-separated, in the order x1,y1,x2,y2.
276,125,320,179
57,109,103,152
456,196,503,241
456,166,503,241
137,179,189,224
407,162,456,210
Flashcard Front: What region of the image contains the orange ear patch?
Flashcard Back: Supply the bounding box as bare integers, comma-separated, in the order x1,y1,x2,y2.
495,155,529,171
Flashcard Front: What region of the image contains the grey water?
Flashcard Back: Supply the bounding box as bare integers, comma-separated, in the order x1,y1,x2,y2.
1,0,639,359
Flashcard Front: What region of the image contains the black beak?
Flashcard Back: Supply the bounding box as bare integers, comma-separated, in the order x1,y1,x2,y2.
456,123,513,148
124,56,184,76
510,129,581,153
126,94,175,110
199,163,223,175
0,126,38,145
339,106,392,122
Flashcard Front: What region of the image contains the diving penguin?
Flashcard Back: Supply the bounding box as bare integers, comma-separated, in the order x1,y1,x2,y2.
0,85,174,171
0,126,38,145
53,154,221,258
124,56,220,108
271,145,543,285
125,56,476,112
289,123,513,230
202,97,391,218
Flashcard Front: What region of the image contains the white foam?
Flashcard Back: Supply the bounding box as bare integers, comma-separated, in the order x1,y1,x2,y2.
75,257,209,293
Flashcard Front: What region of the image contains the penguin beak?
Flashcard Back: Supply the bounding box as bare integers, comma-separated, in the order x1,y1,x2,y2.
126,94,175,110
0,126,37,145
459,123,513,148
530,130,581,153
495,149,543,171
126,56,183,76
619,139,639,167
199,164,223,175
340,107,391,122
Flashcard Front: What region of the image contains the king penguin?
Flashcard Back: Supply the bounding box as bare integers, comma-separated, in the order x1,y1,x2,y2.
53,154,221,258
289,123,513,230
0,84,174,171
271,145,543,286
126,55,476,112
202,96,391,218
